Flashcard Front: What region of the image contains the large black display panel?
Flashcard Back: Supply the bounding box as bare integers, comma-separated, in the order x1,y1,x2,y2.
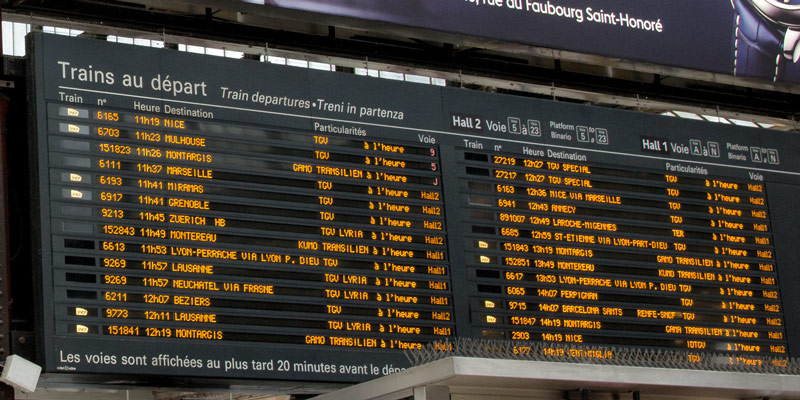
29,33,800,382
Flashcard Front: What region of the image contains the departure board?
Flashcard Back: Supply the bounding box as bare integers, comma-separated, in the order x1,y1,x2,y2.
29,33,800,382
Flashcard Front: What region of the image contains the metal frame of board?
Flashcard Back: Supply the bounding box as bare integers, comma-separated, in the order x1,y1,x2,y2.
309,357,800,400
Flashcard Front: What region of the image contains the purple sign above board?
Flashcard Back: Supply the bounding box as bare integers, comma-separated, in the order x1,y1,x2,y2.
258,0,800,84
